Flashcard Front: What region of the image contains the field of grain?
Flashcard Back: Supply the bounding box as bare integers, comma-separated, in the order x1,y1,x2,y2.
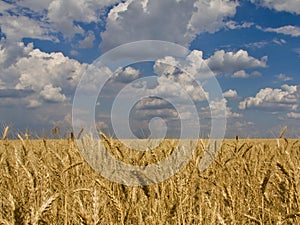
0,129,300,224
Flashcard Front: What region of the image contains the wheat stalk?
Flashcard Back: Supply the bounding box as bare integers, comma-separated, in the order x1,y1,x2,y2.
92,188,100,225
261,169,271,194
62,162,83,173
31,193,59,225
77,128,84,139
95,179,124,224
279,126,288,139
2,126,9,140
243,214,262,224
17,134,26,152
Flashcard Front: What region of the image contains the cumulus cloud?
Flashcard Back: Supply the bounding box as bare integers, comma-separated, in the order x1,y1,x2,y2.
151,49,267,104
78,31,96,49
0,0,121,41
100,0,238,51
260,25,300,37
206,50,267,74
112,66,140,83
104,50,220,132
239,84,299,111
0,41,34,69
0,2,54,42
135,97,173,110
27,99,42,109
154,48,266,79
152,52,209,102
134,108,178,119
0,15,54,42
0,1,13,13
40,84,67,103
16,0,53,12
226,108,243,118
287,112,300,119
251,0,300,14
186,0,238,39
150,75,208,102
15,49,87,91
223,89,238,98
47,0,122,39
201,98,242,119
231,70,262,78
0,41,87,108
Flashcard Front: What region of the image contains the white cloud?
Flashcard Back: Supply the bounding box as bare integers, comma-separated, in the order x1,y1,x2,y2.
0,0,121,41
231,70,262,78
135,108,178,119
244,39,286,49
234,121,254,128
15,49,87,92
186,0,238,39
282,84,297,93
225,21,254,30
152,51,209,102
150,75,207,102
0,41,88,108
251,0,300,14
226,108,243,118
100,0,238,51
287,112,300,119
0,41,33,69
153,49,266,78
135,97,172,110
153,50,211,80
16,0,53,12
47,0,121,38
0,1,13,13
201,98,242,119
153,56,180,77
276,73,293,82
239,84,299,111
261,25,300,37
70,50,79,56
206,50,267,73
106,51,212,130
112,66,140,83
40,84,67,103
78,31,96,49
232,70,249,78
0,15,54,42
244,41,269,49
273,38,286,45
223,89,238,98
27,99,42,109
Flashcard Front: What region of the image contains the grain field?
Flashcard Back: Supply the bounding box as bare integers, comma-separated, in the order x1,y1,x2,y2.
0,129,300,224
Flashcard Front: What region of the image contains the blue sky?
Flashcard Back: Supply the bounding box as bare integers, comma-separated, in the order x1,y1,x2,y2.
0,0,300,138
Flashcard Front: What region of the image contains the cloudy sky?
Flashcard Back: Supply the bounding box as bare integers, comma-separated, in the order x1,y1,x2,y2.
0,0,300,138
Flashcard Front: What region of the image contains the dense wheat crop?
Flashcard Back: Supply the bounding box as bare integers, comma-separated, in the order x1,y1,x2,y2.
0,128,300,224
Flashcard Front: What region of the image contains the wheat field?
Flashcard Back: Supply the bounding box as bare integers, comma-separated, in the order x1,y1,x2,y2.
0,127,300,224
